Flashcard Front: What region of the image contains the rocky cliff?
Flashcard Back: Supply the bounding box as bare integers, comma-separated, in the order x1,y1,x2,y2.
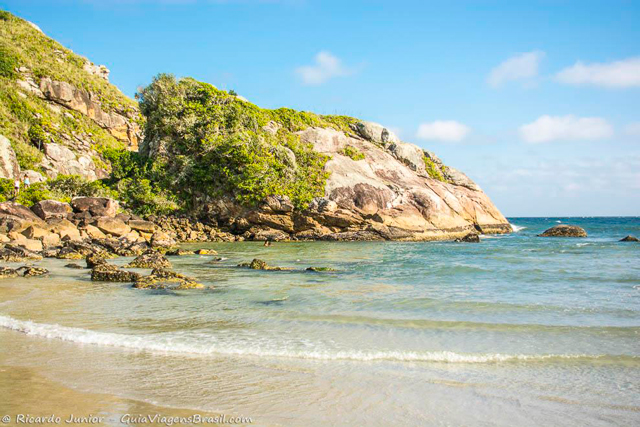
0,10,141,182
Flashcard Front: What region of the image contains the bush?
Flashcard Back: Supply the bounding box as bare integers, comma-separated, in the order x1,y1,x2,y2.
0,46,18,78
11,139,43,170
16,182,53,206
0,178,14,202
115,178,179,217
46,174,116,200
340,145,365,161
137,74,331,210
423,156,446,182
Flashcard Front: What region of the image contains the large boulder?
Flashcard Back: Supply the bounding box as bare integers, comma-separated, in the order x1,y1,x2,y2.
620,235,639,242
31,200,73,220
388,141,426,174
0,135,20,179
354,121,400,145
71,197,119,217
0,202,43,223
47,218,81,241
83,224,107,239
96,217,131,237
128,219,156,233
538,225,587,238
150,230,176,248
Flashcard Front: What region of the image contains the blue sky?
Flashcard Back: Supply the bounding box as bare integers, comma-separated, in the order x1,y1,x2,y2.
2,0,639,216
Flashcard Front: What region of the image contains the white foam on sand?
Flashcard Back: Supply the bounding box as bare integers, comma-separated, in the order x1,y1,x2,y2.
0,314,620,365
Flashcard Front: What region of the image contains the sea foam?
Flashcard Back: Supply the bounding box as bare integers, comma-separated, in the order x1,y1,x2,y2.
0,314,629,365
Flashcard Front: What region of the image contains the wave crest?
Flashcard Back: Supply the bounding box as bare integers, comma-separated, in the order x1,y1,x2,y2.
0,315,635,365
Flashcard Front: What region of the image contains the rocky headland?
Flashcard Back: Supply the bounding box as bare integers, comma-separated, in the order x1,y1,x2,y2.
0,7,511,273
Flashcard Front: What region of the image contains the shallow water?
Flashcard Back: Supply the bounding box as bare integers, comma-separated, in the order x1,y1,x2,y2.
1,217,639,426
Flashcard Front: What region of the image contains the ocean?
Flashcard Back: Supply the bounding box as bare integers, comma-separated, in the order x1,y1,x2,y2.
1,217,638,426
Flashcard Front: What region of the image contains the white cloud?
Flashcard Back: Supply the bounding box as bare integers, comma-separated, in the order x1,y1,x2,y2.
295,51,352,85
487,51,545,87
519,115,613,143
624,122,640,137
416,120,470,142
555,57,640,88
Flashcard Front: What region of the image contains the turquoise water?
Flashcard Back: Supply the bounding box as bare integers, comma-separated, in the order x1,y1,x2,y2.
0,217,638,426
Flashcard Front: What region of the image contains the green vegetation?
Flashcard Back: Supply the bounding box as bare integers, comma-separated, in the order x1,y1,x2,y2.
423,155,447,182
340,145,365,161
137,74,351,209
0,10,133,171
0,175,114,206
0,11,136,111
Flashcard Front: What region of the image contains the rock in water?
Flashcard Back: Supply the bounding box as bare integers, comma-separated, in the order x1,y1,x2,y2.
85,252,108,268
455,233,481,243
166,249,195,256
133,268,204,290
538,225,587,238
16,266,49,277
0,267,19,279
125,250,171,269
620,235,639,242
238,258,291,271
91,264,141,282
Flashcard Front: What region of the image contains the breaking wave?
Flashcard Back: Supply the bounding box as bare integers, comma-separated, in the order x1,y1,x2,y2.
1,315,635,366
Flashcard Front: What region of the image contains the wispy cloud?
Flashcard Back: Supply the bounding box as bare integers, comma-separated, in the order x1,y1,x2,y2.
624,122,640,138
295,51,353,85
555,57,640,88
416,120,470,142
519,115,613,143
487,51,545,88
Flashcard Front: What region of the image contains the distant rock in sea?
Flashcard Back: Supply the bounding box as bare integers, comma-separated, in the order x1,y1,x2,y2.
619,235,639,242
538,224,587,238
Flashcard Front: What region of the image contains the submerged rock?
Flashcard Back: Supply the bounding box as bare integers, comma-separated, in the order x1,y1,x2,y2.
91,264,141,282
133,268,205,290
165,248,195,256
455,233,481,243
238,258,291,271
306,266,337,272
195,249,217,255
538,225,587,238
16,266,49,277
0,267,19,279
620,235,639,242
125,250,171,269
64,263,84,269
0,244,42,262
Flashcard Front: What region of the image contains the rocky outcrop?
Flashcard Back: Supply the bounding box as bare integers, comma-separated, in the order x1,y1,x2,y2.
620,235,639,242
39,77,141,148
538,225,587,238
0,135,20,179
199,126,511,241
